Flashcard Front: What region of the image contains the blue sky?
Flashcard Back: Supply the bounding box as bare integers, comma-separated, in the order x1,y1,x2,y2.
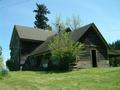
0,0,120,61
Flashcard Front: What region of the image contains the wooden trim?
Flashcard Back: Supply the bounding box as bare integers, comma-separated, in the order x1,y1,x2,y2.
91,24,110,49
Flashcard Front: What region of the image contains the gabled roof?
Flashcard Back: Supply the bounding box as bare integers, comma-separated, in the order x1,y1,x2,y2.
72,23,110,48
15,25,55,41
30,23,110,56
30,28,72,56
10,25,55,47
71,23,93,42
30,34,57,56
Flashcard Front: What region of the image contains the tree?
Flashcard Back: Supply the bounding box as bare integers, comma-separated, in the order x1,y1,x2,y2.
6,59,14,71
66,15,81,30
0,46,8,78
109,40,120,50
48,32,84,70
0,46,3,69
52,16,66,32
52,15,81,32
34,3,51,29
0,55,3,70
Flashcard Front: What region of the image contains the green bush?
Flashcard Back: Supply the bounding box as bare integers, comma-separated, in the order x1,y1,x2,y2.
6,59,15,71
109,59,120,67
0,68,9,78
0,52,9,79
48,32,84,70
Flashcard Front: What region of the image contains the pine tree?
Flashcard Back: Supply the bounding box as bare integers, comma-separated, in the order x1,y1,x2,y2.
109,40,120,50
34,3,51,29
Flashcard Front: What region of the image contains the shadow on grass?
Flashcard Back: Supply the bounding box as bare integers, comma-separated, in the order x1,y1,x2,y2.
33,69,73,74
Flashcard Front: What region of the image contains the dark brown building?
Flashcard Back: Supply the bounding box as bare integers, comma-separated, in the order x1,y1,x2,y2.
10,23,110,70
10,25,55,70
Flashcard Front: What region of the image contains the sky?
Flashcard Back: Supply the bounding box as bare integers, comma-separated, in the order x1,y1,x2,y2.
0,0,120,61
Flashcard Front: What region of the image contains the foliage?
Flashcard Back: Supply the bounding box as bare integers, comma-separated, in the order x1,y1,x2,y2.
0,46,8,78
0,49,8,79
109,59,120,67
109,40,120,50
48,32,84,70
34,3,51,30
0,67,120,89
109,40,120,67
0,46,4,70
0,55,4,70
66,15,81,30
53,15,81,32
0,68,9,79
6,59,15,71
53,16,66,32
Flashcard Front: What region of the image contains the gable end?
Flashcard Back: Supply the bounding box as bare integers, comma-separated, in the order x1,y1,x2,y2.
90,23,110,49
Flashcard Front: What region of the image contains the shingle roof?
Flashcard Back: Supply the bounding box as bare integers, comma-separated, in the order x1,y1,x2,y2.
30,23,93,56
15,25,55,41
29,28,72,56
71,23,93,42
29,23,109,56
30,34,57,56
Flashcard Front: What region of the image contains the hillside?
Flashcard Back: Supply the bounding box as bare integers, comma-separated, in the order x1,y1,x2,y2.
0,67,120,90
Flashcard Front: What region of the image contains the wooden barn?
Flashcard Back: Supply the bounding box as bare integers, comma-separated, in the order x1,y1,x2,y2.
9,23,110,70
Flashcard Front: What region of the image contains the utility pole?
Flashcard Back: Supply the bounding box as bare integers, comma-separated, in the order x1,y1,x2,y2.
58,25,61,33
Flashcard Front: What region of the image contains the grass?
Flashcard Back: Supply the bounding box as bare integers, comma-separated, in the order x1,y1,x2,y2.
0,67,120,90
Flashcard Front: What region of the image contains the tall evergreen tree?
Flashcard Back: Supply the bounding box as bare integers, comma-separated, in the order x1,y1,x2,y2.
109,40,120,50
34,3,50,29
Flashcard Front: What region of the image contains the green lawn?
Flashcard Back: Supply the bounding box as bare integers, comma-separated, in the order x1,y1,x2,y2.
0,67,120,90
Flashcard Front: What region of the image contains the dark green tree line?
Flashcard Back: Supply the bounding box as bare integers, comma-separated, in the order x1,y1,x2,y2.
109,40,120,50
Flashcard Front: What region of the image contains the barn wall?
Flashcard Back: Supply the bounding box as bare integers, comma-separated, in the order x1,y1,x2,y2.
76,27,109,68
10,30,20,70
20,40,43,65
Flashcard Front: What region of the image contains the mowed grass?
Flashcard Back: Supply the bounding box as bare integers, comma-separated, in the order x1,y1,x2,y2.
0,67,120,90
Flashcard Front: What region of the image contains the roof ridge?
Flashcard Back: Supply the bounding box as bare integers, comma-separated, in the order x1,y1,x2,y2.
76,22,94,30
12,25,55,42
14,24,52,32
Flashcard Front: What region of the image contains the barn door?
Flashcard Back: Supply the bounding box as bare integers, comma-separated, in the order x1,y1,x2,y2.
91,50,97,67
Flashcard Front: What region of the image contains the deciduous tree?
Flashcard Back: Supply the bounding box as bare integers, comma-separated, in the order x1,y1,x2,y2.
0,46,3,69
53,15,81,32
66,15,81,30
52,16,65,32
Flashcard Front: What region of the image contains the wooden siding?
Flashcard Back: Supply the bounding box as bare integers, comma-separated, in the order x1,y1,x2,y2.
76,27,109,68
10,24,110,70
10,30,20,70
20,40,43,65
10,29,44,70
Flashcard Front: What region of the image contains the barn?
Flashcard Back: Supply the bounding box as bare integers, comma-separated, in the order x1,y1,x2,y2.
9,23,109,70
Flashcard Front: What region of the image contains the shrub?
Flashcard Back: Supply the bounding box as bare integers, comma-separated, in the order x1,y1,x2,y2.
0,68,9,78
109,59,120,67
0,51,9,79
48,32,84,70
0,56,4,69
6,59,15,71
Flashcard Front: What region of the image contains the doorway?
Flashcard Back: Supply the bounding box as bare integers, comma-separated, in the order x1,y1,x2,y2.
91,50,97,67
